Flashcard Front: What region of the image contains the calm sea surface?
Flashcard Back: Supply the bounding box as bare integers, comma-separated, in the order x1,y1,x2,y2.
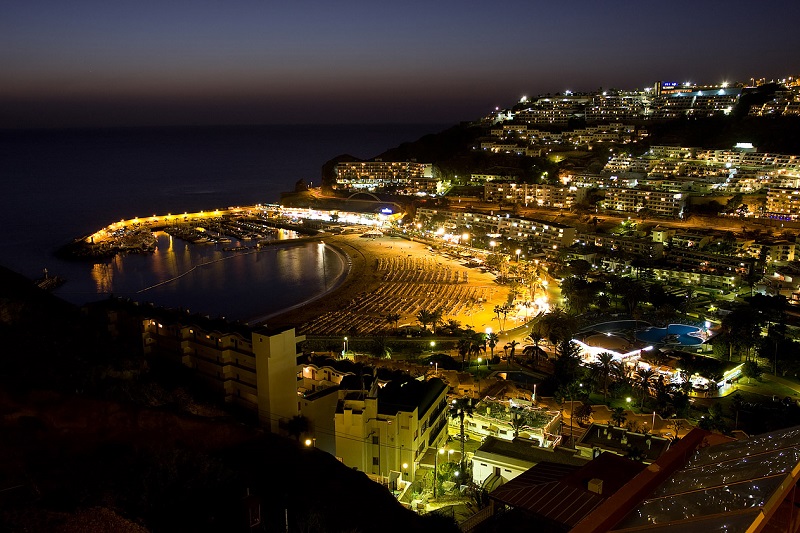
0,124,445,322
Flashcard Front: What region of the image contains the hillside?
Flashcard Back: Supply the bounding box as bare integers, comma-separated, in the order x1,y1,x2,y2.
0,265,457,533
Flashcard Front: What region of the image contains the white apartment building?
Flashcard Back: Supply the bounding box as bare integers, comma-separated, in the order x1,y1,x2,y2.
334,378,449,483
747,241,796,263
567,174,640,189
671,233,711,249
601,187,685,218
695,150,800,170
484,181,586,209
649,266,739,291
766,187,800,219
648,146,698,159
141,314,303,432
334,161,432,191
580,234,665,260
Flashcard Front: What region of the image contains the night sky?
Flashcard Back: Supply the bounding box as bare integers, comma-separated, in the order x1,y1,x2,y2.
2,0,799,128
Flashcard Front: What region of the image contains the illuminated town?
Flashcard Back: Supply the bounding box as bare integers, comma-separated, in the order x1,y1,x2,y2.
17,77,797,531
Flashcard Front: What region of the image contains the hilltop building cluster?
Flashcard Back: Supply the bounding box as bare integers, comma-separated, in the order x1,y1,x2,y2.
91,296,800,533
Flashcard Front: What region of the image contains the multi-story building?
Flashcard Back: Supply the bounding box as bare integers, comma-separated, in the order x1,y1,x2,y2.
579,234,664,260
695,149,800,170
601,187,686,218
648,266,739,291
649,89,740,119
414,208,577,256
584,94,649,123
766,187,800,219
603,156,652,175
334,378,449,484
671,232,711,250
647,146,698,159
664,248,752,276
748,88,800,117
515,95,590,126
747,240,796,263
119,303,305,433
334,161,432,191
484,181,586,209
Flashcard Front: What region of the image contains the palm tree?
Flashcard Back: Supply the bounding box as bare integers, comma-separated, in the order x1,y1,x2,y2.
596,352,615,403
524,331,545,360
554,340,584,386
486,332,500,359
537,306,576,347
636,368,657,409
610,406,627,427
557,381,585,447
384,312,401,334
468,341,485,367
416,309,436,332
459,332,485,368
449,398,474,472
504,340,519,367
457,338,471,367
430,308,444,334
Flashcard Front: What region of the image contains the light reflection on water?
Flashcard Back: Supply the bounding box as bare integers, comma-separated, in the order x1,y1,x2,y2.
80,233,346,323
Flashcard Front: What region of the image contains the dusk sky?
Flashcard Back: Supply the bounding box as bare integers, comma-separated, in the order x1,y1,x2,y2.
2,0,799,128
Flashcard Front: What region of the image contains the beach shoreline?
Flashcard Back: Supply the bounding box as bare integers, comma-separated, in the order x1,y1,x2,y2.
264,232,511,336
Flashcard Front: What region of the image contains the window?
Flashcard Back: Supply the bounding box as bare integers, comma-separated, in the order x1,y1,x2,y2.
372,457,379,466
372,436,379,445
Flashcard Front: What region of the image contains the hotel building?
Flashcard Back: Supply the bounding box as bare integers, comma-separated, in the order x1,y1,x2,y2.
334,161,433,191
334,378,449,484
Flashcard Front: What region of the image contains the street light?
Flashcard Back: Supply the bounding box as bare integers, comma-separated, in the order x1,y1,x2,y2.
516,249,521,262
343,336,348,356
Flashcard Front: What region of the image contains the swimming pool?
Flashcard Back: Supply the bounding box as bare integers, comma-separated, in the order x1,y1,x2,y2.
635,324,705,346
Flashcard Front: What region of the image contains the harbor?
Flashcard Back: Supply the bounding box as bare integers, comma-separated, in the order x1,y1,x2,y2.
59,205,311,259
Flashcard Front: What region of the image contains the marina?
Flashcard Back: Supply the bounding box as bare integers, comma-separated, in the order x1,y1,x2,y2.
60,206,309,259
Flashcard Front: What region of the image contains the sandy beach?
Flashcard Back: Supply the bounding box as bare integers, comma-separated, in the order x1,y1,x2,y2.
265,232,512,336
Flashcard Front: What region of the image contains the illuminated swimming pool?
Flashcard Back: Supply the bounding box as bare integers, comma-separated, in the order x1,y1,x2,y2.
635,324,705,346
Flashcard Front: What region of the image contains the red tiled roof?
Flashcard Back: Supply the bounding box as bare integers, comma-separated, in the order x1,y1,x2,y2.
492,479,604,527
490,455,646,528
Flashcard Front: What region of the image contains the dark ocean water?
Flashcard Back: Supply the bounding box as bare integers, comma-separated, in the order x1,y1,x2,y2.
0,124,446,322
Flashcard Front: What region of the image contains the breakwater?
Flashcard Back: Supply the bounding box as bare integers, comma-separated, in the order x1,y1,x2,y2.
60,205,314,260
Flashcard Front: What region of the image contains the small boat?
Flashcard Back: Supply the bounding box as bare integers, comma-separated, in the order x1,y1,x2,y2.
34,268,66,291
